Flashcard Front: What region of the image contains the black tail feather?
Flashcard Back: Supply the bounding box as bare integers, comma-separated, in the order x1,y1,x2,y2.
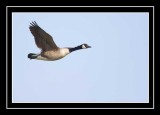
28,53,38,59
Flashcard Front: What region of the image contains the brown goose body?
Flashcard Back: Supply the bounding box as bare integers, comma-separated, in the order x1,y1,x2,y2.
28,21,91,61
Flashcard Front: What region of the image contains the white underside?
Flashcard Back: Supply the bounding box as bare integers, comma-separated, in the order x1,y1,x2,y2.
35,48,70,61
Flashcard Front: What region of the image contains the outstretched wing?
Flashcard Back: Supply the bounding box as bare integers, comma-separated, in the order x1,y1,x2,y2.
29,21,59,51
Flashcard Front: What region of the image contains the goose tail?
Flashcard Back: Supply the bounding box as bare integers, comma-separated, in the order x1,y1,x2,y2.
28,53,38,59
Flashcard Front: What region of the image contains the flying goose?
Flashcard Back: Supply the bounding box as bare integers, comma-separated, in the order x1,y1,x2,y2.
28,21,91,61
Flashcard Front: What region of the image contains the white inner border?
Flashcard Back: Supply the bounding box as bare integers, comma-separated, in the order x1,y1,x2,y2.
6,6,154,109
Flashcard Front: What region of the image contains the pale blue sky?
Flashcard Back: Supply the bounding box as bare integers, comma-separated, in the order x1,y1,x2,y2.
12,12,149,103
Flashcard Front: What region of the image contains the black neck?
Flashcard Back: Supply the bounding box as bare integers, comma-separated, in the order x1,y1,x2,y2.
69,45,82,53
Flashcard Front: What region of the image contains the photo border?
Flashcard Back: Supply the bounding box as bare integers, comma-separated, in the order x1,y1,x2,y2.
6,6,154,109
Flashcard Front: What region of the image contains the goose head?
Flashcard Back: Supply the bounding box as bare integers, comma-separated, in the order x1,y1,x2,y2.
81,43,91,49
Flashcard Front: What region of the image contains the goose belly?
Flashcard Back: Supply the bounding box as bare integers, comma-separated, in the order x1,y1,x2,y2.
42,49,70,61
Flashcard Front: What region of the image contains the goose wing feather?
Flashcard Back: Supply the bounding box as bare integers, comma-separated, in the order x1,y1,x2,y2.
29,21,59,51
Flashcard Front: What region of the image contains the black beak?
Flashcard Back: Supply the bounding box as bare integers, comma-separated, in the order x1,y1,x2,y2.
87,46,91,48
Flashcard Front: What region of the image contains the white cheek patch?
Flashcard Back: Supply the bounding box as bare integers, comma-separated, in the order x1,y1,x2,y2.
82,44,86,49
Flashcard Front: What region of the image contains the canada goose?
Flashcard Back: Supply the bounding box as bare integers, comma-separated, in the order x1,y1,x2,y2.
28,21,91,61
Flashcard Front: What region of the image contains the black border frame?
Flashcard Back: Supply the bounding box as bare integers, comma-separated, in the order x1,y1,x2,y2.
6,6,154,109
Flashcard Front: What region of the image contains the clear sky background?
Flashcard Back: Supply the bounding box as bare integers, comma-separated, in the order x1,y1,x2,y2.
12,12,149,103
